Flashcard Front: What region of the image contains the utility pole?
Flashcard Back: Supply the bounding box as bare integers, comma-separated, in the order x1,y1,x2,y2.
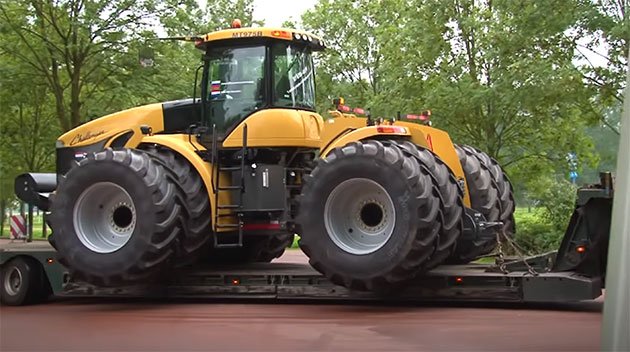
601,48,630,351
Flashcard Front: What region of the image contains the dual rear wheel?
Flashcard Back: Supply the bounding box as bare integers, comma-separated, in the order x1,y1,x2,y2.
295,140,514,292
296,140,460,292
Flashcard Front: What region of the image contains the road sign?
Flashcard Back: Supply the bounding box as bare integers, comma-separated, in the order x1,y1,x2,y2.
9,215,26,239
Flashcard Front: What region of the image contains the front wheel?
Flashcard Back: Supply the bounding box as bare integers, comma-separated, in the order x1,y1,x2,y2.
49,149,183,286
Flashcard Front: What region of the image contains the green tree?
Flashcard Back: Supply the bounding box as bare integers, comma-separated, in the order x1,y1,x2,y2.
304,0,601,189
573,0,629,135
0,0,162,131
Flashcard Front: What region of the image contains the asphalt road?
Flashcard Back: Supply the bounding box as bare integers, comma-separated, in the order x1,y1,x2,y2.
0,249,603,351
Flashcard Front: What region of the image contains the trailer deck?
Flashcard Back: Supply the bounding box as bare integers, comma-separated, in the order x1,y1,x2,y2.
1,241,603,304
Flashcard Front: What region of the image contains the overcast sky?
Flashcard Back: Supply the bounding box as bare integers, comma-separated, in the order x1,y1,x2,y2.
252,0,317,26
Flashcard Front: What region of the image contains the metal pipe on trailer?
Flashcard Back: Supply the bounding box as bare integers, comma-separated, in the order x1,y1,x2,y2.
601,49,630,351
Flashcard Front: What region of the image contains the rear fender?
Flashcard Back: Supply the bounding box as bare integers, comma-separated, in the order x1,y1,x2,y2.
320,124,471,207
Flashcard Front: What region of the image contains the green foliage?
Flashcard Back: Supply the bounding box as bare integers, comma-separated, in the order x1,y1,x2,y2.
511,178,578,254
513,208,561,254
530,178,578,233
303,0,624,206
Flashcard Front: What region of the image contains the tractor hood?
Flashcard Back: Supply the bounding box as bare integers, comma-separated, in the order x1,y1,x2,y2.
57,99,200,149
55,99,200,176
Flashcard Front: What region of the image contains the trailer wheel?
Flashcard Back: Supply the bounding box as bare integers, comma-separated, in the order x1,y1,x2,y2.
389,140,464,268
446,145,502,263
0,257,47,306
461,145,516,236
296,140,442,292
144,146,211,264
49,148,182,286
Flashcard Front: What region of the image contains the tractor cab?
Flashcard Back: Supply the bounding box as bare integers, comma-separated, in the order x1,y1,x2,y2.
194,23,326,137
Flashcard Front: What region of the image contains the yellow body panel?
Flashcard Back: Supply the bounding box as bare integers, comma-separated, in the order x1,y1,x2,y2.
394,121,470,207
320,125,414,156
140,134,235,231
57,103,164,148
222,109,324,148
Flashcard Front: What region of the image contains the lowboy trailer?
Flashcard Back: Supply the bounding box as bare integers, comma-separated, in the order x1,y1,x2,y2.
0,174,614,306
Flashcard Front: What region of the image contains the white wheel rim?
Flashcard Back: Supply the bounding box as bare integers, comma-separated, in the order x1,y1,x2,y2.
324,178,395,255
73,182,136,253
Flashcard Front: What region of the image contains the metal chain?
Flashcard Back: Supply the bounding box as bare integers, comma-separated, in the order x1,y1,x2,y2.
495,229,539,276
494,231,508,274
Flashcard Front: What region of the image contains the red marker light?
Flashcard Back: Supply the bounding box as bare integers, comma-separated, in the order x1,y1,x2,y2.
46,258,54,264
338,105,351,112
576,245,587,253
352,107,365,115
376,126,407,134
455,277,463,283
232,279,240,285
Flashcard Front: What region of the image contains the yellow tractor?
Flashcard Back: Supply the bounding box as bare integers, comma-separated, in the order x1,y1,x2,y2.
15,22,515,291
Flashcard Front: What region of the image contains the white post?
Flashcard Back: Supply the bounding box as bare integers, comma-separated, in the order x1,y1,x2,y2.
601,49,630,351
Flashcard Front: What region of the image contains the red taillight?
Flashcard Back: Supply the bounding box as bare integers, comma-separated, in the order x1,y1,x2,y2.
242,223,282,231
376,126,407,134
576,245,587,253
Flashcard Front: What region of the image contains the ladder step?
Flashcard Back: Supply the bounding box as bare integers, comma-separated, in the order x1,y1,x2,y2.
220,166,242,171
217,204,240,209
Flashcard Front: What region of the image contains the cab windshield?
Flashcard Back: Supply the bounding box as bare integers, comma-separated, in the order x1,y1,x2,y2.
272,43,316,110
203,42,316,133
205,45,265,132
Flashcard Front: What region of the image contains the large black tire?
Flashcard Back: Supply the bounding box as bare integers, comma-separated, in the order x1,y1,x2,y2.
0,257,49,306
446,145,502,263
144,146,211,263
389,140,464,268
49,149,182,286
296,140,442,292
205,233,294,264
461,145,516,236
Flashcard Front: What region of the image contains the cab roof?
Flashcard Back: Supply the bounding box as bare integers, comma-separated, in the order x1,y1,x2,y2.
194,27,326,51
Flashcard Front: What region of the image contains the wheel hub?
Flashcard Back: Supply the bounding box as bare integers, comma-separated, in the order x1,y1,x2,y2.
73,182,136,253
324,178,395,255
3,266,22,296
